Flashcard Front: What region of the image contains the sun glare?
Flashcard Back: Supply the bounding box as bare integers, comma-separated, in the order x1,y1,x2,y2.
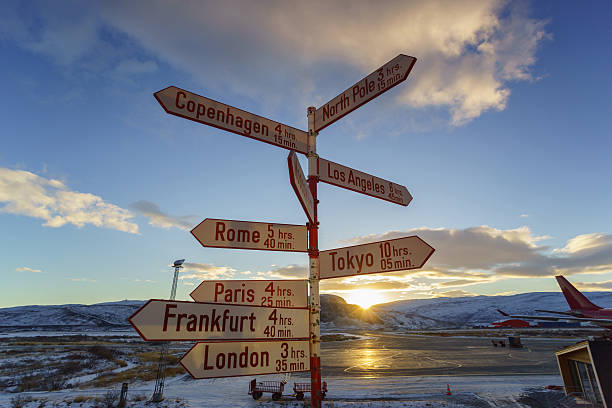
343,289,387,309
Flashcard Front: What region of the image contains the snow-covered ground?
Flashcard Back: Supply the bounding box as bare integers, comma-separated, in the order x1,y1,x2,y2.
0,373,566,407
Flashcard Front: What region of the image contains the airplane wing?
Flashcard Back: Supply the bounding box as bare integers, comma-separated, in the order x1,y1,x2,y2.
503,313,612,325
534,309,578,316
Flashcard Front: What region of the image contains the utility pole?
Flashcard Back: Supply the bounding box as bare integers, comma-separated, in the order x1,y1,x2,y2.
151,259,184,403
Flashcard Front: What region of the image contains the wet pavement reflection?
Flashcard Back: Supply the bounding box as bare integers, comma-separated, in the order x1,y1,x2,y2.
317,332,576,377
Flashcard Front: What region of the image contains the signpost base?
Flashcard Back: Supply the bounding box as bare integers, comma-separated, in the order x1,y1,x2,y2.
310,356,322,407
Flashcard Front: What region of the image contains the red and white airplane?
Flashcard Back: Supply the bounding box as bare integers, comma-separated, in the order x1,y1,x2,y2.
499,275,612,329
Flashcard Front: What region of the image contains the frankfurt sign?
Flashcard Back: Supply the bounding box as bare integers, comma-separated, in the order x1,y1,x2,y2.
155,86,308,154
128,300,309,341
190,280,308,308
318,157,412,206
320,236,434,279
180,340,310,379
191,219,308,252
314,54,417,132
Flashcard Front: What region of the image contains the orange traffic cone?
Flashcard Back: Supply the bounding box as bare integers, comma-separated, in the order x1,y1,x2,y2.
446,384,452,395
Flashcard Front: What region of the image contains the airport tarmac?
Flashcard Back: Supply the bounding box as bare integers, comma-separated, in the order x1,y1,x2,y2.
311,331,577,377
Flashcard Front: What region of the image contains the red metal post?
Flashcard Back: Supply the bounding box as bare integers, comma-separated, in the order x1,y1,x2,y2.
307,106,322,408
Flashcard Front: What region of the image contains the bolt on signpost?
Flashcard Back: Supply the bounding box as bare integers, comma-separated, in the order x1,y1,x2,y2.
152,53,431,408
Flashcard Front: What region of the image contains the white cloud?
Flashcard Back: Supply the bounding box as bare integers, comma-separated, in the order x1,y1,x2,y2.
574,280,612,292
0,2,99,67
110,0,549,125
346,226,612,280
266,265,309,279
130,200,197,230
114,59,158,75
433,289,478,298
0,167,138,233
554,233,612,255
204,226,612,299
172,226,612,299
180,262,237,280
16,266,43,273
68,278,97,283
2,0,549,126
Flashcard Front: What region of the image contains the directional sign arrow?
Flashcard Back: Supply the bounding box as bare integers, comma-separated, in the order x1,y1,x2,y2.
320,236,434,279
191,219,308,252
180,340,310,379
314,54,417,132
287,151,315,224
155,86,309,154
128,299,309,341
317,157,412,206
190,280,308,308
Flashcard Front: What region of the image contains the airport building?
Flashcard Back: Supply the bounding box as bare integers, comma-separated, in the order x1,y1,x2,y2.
555,339,612,407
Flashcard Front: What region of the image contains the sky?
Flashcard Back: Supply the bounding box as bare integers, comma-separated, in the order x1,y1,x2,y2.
1,0,611,308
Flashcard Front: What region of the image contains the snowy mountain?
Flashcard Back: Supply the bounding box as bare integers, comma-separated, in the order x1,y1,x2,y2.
0,300,144,328
372,291,612,329
1,292,610,331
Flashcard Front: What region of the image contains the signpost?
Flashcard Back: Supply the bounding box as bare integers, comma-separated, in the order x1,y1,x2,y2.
314,54,417,132
155,86,309,154
191,219,308,252
190,280,308,308
180,340,310,379
129,300,309,341
153,52,427,408
288,151,315,224
320,236,434,280
318,157,412,206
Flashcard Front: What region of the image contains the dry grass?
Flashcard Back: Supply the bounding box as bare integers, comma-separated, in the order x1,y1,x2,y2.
2,336,189,392
136,351,179,364
131,393,147,401
72,395,93,403
88,364,185,388
114,358,128,367
135,351,162,362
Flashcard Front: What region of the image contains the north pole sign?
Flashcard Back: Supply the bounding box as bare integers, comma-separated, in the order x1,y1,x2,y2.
180,340,310,379
320,236,434,279
318,157,412,206
191,219,308,252
155,86,309,154
190,280,308,308
128,300,309,341
314,54,417,132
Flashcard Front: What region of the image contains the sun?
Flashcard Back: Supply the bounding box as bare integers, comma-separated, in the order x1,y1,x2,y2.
343,289,388,309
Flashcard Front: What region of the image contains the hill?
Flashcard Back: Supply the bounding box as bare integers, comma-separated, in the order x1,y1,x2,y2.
372,291,612,329
1,291,610,331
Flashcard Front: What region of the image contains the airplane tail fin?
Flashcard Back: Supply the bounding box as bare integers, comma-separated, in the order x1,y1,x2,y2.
497,309,509,316
556,275,602,311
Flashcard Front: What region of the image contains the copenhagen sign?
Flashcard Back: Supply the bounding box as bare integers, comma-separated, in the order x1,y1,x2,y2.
155,86,309,154
180,340,310,379
320,236,434,279
129,300,309,341
190,280,308,308
191,219,308,252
